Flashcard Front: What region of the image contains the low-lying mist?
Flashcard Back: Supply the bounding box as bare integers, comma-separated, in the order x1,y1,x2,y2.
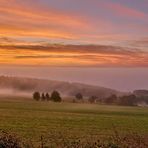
0,88,32,98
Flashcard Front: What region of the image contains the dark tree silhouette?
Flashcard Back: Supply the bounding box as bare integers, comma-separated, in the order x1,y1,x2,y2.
88,96,97,103
75,93,83,100
72,99,76,103
45,93,50,101
33,91,40,101
118,94,137,106
51,91,62,102
41,93,46,101
104,94,117,104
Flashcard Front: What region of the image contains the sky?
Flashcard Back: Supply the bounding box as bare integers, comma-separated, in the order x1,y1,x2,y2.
0,0,148,67
0,0,148,90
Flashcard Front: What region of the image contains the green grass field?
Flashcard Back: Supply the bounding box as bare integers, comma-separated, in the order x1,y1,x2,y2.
0,97,148,143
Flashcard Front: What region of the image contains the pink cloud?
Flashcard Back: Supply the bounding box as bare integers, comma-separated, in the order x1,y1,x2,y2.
106,2,147,20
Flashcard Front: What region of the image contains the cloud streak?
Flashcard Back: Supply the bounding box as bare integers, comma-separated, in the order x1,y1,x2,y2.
0,0,92,40
106,2,147,20
0,0,147,42
0,43,147,67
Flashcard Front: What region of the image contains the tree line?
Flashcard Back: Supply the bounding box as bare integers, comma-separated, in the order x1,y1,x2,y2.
89,94,148,106
33,91,62,102
74,93,148,106
33,91,148,106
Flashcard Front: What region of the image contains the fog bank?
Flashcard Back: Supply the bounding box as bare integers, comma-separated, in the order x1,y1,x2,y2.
0,88,31,97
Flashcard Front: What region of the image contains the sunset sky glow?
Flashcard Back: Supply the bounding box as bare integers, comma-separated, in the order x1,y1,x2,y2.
0,0,148,67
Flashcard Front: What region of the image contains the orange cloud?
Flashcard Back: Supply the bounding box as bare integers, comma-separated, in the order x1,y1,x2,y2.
0,44,148,67
0,0,92,40
0,24,76,40
1,0,137,43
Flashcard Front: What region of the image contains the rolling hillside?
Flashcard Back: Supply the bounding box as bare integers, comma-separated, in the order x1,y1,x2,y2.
0,76,123,98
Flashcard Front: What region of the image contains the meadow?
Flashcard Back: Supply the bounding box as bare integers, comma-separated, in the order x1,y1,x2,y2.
0,96,148,147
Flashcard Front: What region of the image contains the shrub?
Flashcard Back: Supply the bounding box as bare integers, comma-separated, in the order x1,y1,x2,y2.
0,130,148,148
0,131,24,148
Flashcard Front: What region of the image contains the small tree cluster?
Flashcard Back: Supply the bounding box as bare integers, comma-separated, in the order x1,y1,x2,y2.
88,96,98,103
75,93,83,100
102,94,141,106
118,94,137,106
104,94,118,105
33,91,62,102
40,93,51,101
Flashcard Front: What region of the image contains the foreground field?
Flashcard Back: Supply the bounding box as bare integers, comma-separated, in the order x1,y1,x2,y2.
0,97,148,145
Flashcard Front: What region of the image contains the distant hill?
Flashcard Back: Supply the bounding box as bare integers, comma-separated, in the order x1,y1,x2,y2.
0,76,123,98
133,90,148,97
